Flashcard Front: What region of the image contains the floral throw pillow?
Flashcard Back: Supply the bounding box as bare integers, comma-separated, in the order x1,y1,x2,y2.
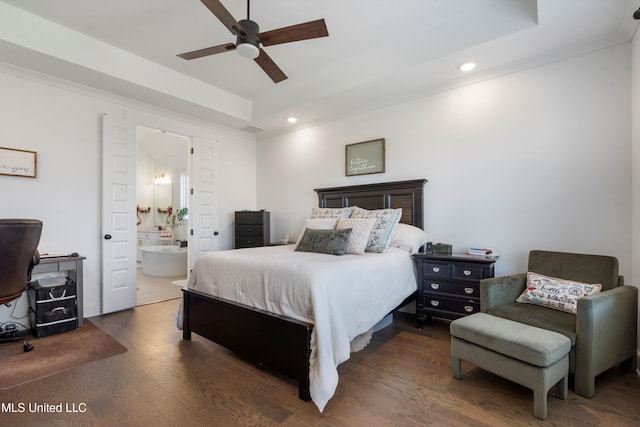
516,272,602,314
310,207,353,219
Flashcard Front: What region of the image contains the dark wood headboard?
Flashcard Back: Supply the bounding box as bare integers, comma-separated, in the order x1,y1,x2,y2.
314,179,427,229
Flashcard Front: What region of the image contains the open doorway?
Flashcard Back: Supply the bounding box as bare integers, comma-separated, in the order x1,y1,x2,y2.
136,126,190,305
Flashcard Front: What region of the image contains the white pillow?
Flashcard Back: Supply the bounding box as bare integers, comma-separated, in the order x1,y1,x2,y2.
390,223,432,254
310,207,353,219
350,206,402,252
296,218,338,244
336,218,377,255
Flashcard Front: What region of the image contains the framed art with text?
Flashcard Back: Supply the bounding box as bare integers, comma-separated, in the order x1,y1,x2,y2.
0,146,37,178
345,138,385,176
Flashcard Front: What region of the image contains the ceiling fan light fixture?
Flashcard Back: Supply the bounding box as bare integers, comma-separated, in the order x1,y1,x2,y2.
237,42,259,59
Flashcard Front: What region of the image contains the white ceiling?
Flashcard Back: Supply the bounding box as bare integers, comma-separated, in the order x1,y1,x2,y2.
0,0,638,136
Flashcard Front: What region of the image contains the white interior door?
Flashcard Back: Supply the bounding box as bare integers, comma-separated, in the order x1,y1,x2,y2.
189,137,220,271
101,114,137,314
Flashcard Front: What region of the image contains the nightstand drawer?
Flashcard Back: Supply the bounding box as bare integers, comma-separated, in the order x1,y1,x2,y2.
235,212,266,225
423,262,451,278
452,264,485,281
423,295,479,315
423,280,479,298
235,224,265,236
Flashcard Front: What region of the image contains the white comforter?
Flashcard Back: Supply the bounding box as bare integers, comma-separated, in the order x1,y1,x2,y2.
182,244,417,412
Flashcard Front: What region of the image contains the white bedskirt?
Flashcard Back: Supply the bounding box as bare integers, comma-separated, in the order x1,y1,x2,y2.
179,245,417,411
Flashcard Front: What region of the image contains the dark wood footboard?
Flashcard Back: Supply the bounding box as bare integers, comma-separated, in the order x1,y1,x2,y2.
182,288,314,401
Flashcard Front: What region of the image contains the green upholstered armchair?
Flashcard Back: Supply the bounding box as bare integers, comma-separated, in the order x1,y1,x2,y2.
480,250,638,398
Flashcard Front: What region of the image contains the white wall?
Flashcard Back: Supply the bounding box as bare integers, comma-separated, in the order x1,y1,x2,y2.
257,44,632,280
0,65,256,320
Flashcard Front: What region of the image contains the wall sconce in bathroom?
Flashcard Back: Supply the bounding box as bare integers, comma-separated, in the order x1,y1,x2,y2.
154,173,171,184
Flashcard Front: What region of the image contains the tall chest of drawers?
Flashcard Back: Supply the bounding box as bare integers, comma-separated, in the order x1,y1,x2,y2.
412,252,497,327
234,210,270,249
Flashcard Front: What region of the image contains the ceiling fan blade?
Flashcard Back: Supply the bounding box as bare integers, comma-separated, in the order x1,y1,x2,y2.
200,0,246,35
254,48,287,83
259,19,328,47
177,43,236,60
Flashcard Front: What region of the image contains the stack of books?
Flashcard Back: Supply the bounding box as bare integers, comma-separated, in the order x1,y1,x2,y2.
467,247,496,256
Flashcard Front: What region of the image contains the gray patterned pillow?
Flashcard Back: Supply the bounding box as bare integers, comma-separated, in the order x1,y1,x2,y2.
310,207,353,219
295,218,339,244
350,206,402,253
295,228,352,255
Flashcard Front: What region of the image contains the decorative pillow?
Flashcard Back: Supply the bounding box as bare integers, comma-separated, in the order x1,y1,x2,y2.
296,218,338,244
310,207,353,219
390,223,432,254
295,228,352,256
516,272,602,314
350,206,402,253
336,218,377,255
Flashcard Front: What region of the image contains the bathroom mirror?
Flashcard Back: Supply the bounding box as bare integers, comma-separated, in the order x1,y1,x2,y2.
153,182,172,227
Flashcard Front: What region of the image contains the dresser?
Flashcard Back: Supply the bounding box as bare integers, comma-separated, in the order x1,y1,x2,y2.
234,211,270,249
413,252,496,327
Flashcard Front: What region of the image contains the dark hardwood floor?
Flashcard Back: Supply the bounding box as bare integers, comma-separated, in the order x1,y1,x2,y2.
1,299,638,426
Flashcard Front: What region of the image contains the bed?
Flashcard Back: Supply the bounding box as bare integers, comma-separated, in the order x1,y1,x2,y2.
180,179,427,411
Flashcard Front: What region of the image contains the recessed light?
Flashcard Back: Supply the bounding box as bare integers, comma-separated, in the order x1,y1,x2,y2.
458,62,476,72
287,117,297,123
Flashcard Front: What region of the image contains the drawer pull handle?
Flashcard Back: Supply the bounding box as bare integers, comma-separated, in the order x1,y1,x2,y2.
432,267,440,273
49,290,67,300
430,300,440,307
464,287,474,294
464,305,474,312
463,270,472,276
48,307,67,316
430,283,440,290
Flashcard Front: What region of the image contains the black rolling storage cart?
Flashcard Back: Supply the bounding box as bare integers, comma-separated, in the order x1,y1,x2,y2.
28,276,78,337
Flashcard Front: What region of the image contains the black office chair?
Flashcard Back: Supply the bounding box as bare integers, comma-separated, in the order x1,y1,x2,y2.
0,219,42,345
0,219,42,306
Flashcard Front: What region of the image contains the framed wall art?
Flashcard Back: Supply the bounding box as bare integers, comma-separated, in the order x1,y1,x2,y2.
0,146,38,178
345,138,385,176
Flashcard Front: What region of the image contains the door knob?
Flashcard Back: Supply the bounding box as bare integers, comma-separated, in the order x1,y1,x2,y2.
104,234,112,240
213,231,219,236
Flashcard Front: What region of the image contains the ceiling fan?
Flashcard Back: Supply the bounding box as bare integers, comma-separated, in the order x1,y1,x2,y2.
178,0,329,83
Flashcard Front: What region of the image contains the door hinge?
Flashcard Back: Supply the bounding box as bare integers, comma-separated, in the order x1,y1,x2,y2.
190,229,194,235
190,188,194,195
190,147,194,154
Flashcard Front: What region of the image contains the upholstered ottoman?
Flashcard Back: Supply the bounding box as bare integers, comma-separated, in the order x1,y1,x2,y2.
450,313,571,420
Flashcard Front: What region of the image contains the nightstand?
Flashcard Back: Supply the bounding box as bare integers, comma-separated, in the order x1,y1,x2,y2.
412,252,497,327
